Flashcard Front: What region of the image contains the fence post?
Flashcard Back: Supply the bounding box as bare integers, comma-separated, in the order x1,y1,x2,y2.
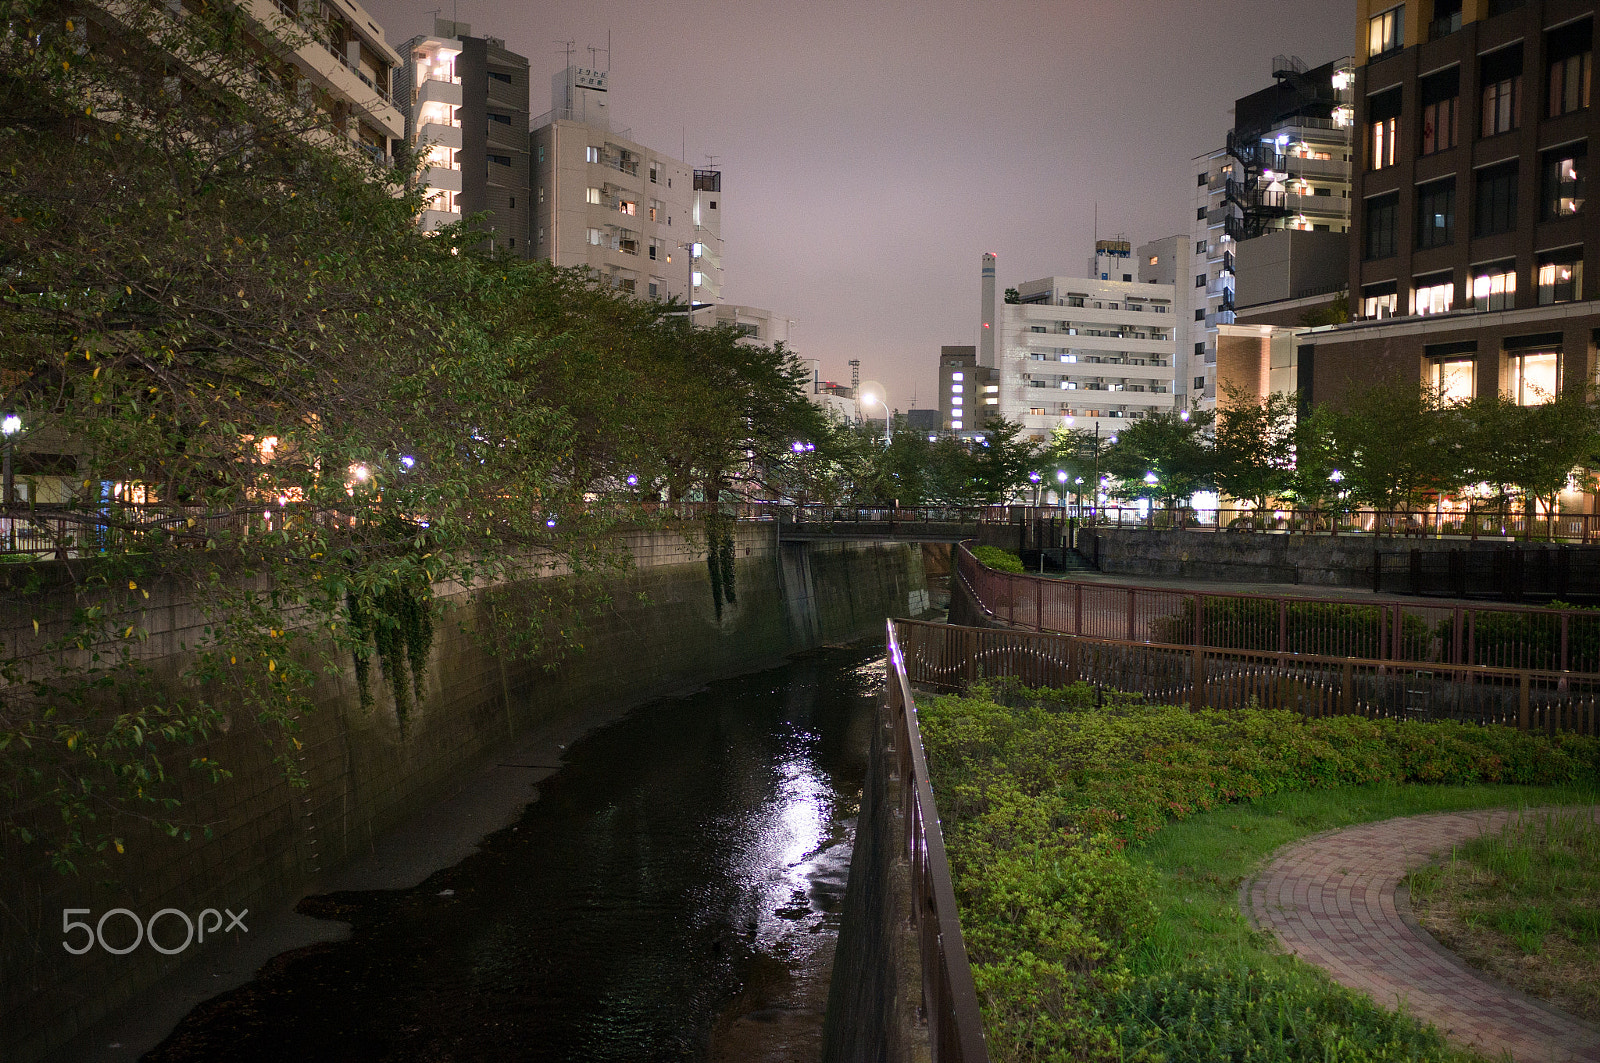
1126,587,1136,642
1008,574,1016,626
1035,581,1042,632
1190,647,1205,711
1519,672,1530,731
1340,661,1354,715
1561,611,1570,673
1075,582,1083,636
1194,595,1205,647
1277,599,1288,654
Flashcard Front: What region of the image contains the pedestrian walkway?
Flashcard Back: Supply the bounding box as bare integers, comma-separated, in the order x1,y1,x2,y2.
1246,808,1600,1062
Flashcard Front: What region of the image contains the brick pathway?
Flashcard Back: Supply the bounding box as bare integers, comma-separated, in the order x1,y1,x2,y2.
1246,808,1600,1063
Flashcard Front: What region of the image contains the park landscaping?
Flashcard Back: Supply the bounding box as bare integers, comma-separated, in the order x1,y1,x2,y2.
917,680,1600,1061
1405,808,1600,1023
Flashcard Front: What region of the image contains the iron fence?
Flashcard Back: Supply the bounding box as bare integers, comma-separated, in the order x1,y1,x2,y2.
894,618,1600,736
956,544,1600,674
1373,546,1600,603
1076,505,1600,544
885,621,990,1062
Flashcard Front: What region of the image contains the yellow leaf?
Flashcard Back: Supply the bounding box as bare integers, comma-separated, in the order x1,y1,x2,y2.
114,840,124,854
123,626,133,637
66,734,77,750
142,590,149,599
128,580,137,590
230,656,236,664
32,619,39,633
268,660,275,671
93,366,100,378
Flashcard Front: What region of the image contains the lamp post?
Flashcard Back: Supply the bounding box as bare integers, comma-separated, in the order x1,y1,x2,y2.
859,387,892,445
2,414,19,507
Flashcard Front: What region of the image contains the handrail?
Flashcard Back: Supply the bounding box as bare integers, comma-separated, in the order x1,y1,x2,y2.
895,618,1600,736
885,620,990,1062
955,542,1600,674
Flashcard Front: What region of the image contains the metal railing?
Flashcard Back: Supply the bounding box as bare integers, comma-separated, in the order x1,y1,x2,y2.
885,620,990,1062
956,543,1600,673
895,618,1599,736
1080,505,1600,544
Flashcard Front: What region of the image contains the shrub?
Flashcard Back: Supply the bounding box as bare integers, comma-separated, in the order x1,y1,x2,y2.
1150,596,1433,659
1450,602,1600,672
921,684,1600,1061
973,545,1027,573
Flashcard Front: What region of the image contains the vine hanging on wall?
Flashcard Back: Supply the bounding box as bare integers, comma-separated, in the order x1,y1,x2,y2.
705,512,738,621
345,570,434,721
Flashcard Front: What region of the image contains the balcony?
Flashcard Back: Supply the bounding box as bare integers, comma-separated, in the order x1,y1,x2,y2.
415,77,462,108
422,165,462,192
418,122,461,150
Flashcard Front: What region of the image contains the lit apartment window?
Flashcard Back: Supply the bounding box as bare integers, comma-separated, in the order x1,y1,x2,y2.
586,227,603,245
1474,162,1518,236
1432,358,1474,401
951,372,963,381
1361,280,1398,319
1547,19,1593,118
586,186,602,205
1480,47,1523,137
951,420,963,429
1541,144,1586,219
1029,408,1047,417
1411,271,1454,315
1508,348,1559,405
1471,259,1517,311
1415,178,1455,249
951,384,963,393
1368,88,1400,170
586,146,601,163
618,200,637,216
1420,67,1459,155
1368,6,1402,58
952,396,963,406
1537,248,1583,304
984,384,998,392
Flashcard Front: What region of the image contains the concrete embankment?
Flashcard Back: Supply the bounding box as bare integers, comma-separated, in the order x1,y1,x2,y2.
1082,527,1582,588
1,526,929,1063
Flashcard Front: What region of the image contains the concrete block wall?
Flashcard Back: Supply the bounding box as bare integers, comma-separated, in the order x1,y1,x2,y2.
0,526,928,1062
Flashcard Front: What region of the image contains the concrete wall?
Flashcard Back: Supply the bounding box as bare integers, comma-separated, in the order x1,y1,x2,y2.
1083,527,1540,587
0,527,928,1063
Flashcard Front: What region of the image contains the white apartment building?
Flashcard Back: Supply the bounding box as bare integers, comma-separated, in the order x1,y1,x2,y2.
530,65,720,304
709,304,794,345
404,33,464,231
964,252,1177,442
1179,57,1354,409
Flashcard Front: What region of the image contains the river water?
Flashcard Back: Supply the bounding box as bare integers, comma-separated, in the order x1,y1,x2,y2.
142,646,883,1063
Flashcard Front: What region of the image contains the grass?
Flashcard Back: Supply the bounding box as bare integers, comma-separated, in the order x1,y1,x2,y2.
1125,784,1597,981
1406,808,1600,1022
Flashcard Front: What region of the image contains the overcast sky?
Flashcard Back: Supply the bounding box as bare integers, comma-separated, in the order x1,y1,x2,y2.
363,0,1354,412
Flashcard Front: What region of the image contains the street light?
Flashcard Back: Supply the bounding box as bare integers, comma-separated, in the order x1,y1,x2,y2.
2,414,20,506
859,385,892,445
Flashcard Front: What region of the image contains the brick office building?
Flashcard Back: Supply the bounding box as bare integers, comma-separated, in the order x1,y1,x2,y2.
1308,0,1599,413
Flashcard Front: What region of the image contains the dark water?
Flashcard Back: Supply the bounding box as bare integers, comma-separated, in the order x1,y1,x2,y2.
143,647,882,1063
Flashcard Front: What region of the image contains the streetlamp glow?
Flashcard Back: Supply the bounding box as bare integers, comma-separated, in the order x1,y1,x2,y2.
1,415,20,436
1144,471,1159,485
859,383,892,445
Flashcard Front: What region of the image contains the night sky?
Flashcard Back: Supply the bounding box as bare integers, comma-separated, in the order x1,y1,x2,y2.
361,0,1353,411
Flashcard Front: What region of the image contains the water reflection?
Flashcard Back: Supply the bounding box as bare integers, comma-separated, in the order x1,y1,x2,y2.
144,647,881,1063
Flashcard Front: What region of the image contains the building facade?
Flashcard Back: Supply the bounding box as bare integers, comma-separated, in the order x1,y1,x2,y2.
402,22,530,252
1182,57,1355,408
530,66,713,304
1315,0,1599,416
957,254,1178,442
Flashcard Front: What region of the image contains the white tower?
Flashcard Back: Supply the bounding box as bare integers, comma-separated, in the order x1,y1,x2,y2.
980,252,997,367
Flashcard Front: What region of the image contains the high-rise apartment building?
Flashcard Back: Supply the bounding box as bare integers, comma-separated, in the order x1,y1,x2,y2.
1309,1,1599,420
956,252,1177,442
402,21,530,252
1181,57,1355,408
530,66,718,304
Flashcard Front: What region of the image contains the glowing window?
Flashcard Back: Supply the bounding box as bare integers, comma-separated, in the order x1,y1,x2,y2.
1471,260,1516,311
1433,359,1474,402
951,384,963,393
1411,272,1454,315
951,372,964,381
586,187,602,205
1509,350,1559,405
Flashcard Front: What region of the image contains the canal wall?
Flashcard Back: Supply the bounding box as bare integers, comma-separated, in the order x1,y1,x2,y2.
822,696,931,1063
1,526,929,1063
1082,527,1521,587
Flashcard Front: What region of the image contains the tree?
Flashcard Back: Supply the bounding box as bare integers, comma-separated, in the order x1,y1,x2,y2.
1213,386,1297,510
1315,381,1461,513
969,418,1040,504
1459,389,1600,533
1099,410,1215,509
1299,291,1350,328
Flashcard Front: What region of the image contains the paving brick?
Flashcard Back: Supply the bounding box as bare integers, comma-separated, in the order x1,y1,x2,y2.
1247,807,1600,1062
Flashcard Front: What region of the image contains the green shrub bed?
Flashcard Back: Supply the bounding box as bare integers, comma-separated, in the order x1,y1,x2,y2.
919,681,1600,1061
973,545,1027,573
